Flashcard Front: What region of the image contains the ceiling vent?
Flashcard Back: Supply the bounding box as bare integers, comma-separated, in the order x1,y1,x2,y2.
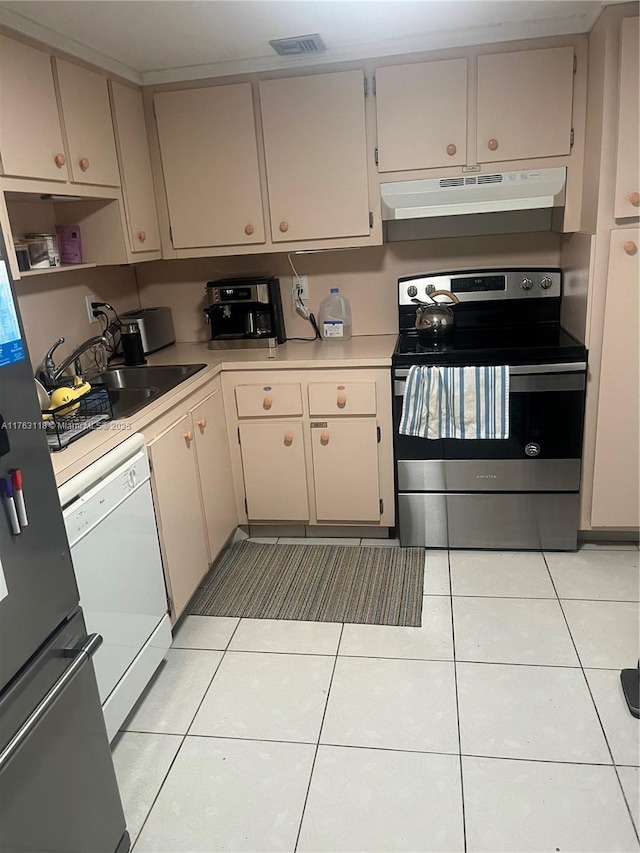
269,34,326,56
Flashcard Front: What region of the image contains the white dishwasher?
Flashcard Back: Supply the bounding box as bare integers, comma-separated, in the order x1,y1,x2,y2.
59,433,172,741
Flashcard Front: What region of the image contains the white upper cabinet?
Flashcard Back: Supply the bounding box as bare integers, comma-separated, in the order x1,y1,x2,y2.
614,17,640,219
154,83,265,249
259,70,371,243
0,36,69,181
375,59,468,171
55,59,120,186
110,81,161,253
476,47,575,163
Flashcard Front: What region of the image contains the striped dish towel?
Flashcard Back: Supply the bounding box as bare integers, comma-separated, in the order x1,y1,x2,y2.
399,365,510,439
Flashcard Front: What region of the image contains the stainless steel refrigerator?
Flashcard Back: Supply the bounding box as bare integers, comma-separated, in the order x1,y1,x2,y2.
0,234,129,853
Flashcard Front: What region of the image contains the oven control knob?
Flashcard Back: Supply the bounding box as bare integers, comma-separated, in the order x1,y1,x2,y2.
525,442,541,457
407,285,418,298
521,278,533,291
540,276,553,290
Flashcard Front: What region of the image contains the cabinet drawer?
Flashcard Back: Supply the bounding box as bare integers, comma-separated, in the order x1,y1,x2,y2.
308,382,376,416
235,383,303,417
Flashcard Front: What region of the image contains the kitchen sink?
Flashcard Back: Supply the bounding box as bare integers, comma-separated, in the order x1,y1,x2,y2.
91,363,207,419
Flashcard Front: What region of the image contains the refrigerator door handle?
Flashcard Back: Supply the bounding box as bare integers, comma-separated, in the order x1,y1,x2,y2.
0,633,103,773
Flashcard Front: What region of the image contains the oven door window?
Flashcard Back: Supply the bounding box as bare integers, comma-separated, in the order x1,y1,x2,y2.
394,370,585,461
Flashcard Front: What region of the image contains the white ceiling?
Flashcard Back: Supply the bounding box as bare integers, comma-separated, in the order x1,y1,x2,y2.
0,0,622,84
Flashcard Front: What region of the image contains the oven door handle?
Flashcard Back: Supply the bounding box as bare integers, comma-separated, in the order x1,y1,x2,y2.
394,363,586,396
393,362,586,379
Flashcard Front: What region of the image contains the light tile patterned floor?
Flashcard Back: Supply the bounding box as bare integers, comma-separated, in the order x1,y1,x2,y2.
112,541,640,852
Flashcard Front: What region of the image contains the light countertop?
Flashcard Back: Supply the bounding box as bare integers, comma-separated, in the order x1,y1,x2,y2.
51,334,397,486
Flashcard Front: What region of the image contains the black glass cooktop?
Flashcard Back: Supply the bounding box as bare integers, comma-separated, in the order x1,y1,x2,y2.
394,325,587,367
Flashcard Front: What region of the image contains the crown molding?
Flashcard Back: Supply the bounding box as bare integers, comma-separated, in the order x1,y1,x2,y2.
0,6,142,83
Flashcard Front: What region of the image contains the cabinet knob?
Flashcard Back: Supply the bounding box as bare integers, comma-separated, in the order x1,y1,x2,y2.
336,395,347,409
279,221,289,233
137,230,147,243
79,157,90,172
446,143,457,156
263,396,273,410
283,432,293,446
244,224,255,236
623,241,637,255
629,192,640,207
54,153,66,168
197,418,207,429
320,431,330,445
184,431,194,442
487,138,499,151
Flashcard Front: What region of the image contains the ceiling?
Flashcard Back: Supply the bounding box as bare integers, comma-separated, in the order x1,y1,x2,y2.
0,0,623,84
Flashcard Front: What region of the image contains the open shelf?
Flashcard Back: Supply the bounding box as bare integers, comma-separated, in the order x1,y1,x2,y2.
19,262,97,278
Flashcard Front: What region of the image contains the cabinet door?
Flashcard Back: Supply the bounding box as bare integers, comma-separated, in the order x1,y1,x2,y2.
191,389,237,562
477,47,574,163
311,420,381,522
154,84,265,249
614,18,640,219
0,37,68,181
375,59,467,171
259,71,370,242
55,59,120,186
148,415,209,619
591,229,639,528
239,422,309,521
110,82,161,253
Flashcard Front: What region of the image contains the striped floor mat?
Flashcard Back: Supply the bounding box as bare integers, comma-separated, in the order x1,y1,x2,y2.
190,542,424,627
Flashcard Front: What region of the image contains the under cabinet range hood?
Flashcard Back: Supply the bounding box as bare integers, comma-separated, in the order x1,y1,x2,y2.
381,168,567,241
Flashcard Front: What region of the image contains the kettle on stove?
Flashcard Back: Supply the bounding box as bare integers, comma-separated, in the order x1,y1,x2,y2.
412,290,459,338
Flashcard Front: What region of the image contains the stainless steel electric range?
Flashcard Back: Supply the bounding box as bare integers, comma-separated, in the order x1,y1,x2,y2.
392,268,588,550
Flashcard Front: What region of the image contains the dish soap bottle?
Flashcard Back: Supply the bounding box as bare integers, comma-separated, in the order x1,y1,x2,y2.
319,288,352,341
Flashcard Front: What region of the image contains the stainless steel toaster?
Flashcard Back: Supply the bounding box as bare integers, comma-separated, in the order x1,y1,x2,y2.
119,307,175,354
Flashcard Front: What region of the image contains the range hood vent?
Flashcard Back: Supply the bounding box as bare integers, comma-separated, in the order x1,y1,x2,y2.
269,34,326,56
381,168,567,241
382,168,566,221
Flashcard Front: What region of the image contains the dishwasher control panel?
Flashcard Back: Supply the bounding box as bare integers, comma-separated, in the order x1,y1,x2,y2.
63,451,150,547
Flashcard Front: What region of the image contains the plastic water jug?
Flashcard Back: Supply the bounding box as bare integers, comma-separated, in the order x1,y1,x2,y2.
318,288,352,341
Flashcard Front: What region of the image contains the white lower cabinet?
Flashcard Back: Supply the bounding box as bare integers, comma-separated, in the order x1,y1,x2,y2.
224,368,394,528
239,421,310,522
146,378,237,621
311,419,381,522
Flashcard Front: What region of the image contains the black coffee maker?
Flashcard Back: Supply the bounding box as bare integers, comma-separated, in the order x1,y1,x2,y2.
204,276,286,349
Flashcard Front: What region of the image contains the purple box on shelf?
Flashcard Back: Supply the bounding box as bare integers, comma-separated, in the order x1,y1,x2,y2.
55,224,83,264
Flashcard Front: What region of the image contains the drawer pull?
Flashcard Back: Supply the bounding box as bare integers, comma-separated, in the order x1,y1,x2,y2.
487,138,499,151
446,143,457,156
320,431,330,445
197,418,207,429
263,396,273,410
279,221,289,233
336,395,347,409
284,432,293,446
137,230,147,243
79,157,90,172
184,431,194,442
629,192,640,207
244,224,254,235
54,152,66,168
623,241,637,255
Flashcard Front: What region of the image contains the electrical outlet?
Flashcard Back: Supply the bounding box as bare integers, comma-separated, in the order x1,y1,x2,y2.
292,275,309,302
85,294,98,324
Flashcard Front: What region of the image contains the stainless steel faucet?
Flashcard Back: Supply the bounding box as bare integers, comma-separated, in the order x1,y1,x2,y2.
43,336,108,385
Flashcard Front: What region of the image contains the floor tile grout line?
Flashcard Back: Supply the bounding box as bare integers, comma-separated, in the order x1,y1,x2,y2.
293,623,345,853
130,620,246,847
542,552,640,845
128,732,187,850
448,549,468,853
119,729,640,767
